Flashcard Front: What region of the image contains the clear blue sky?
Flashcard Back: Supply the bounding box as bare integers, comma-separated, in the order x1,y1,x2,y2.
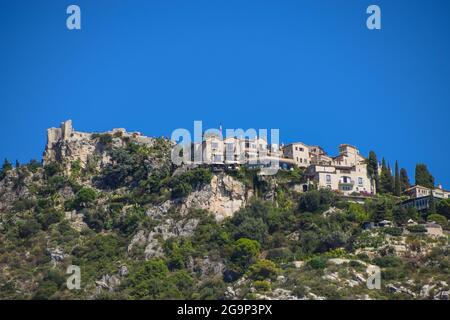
1,0,449,187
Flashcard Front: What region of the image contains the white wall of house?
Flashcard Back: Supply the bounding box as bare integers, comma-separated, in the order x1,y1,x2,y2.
283,143,310,167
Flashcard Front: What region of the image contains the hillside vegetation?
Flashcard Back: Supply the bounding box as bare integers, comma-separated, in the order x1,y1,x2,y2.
0,136,448,300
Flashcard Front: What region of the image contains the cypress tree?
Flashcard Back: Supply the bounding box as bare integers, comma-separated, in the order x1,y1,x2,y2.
388,163,395,193
367,151,379,191
400,168,410,192
394,161,401,196
379,158,394,194
428,188,437,214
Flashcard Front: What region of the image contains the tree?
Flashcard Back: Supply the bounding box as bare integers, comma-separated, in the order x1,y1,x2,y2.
231,238,260,272
0,158,13,180
394,161,401,196
428,189,437,214
437,199,450,219
248,260,281,281
415,163,434,188
73,187,97,209
367,151,379,191
427,214,447,227
400,168,410,192
393,206,408,225
379,158,393,194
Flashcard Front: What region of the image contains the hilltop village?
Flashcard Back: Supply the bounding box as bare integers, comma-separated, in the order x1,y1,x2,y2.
44,120,449,205
0,120,448,300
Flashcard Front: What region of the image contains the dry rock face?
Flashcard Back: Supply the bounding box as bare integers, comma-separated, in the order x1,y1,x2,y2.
180,174,253,221
145,174,252,222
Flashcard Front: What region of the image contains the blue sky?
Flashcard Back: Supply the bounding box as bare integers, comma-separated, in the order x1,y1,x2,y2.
1,0,449,187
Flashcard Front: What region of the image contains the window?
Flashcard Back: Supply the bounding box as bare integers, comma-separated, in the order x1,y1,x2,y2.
299,147,304,152
358,177,363,185
211,142,219,149
340,185,352,191
213,155,222,162
326,175,331,183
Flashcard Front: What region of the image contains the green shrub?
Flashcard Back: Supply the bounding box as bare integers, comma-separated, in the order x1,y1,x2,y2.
384,227,403,237
253,280,271,292
307,256,328,270
18,218,41,238
44,162,62,178
427,214,447,227
406,225,427,233
72,187,97,209
298,189,336,213
266,247,293,263
373,255,403,268
248,259,281,281
231,238,260,271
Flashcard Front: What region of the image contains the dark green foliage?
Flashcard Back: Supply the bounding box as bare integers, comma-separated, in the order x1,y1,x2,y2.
72,187,97,209
406,224,427,233
164,238,194,270
44,162,62,178
33,269,66,300
415,163,434,188
96,141,171,190
427,214,447,227
36,208,64,230
307,257,328,270
0,158,13,180
18,218,41,238
367,151,379,191
230,238,260,272
394,161,401,196
248,259,281,281
126,259,192,299
266,247,293,263
400,168,410,192
428,190,437,214
384,227,403,236
379,158,394,194
392,206,409,225
298,189,336,213
437,199,450,219
373,256,403,268
169,168,212,199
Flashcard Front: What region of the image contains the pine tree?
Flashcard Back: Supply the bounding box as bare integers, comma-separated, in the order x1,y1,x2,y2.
15,160,20,168
394,161,401,196
367,151,379,191
400,168,410,192
415,163,434,188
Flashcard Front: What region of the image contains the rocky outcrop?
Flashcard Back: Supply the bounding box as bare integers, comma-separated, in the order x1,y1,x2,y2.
180,174,253,221
145,174,252,221
43,120,156,174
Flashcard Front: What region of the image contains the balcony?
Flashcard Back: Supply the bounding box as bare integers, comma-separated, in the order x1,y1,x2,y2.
338,177,354,186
